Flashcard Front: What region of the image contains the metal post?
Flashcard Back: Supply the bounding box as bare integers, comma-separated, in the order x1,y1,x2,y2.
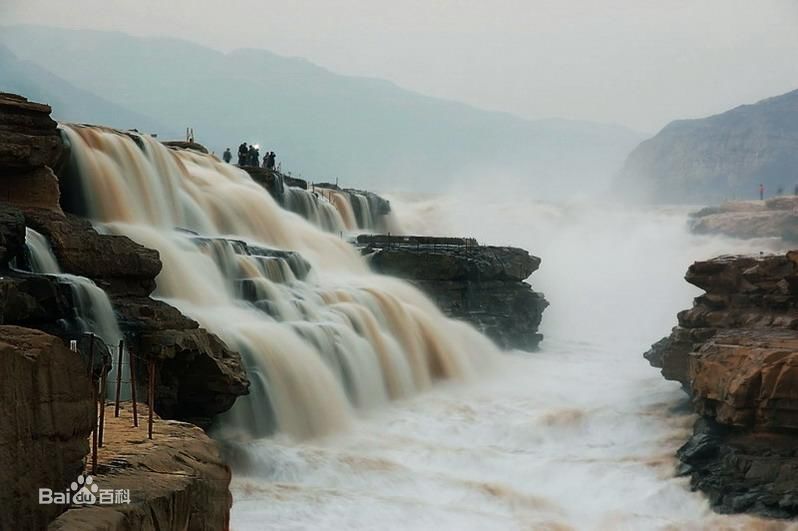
148,360,155,440
91,381,98,474
130,343,138,427
114,339,123,417
98,369,107,448
87,333,95,378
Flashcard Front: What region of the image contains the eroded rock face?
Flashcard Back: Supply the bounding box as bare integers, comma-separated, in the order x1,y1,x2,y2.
18,209,250,427
0,92,63,170
647,251,798,517
25,208,161,297
358,235,548,350
48,405,232,531
0,325,95,530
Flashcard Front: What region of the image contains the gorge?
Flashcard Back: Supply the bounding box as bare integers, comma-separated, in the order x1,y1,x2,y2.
2,89,798,530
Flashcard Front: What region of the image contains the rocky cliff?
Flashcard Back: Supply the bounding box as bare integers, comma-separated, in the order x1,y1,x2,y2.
689,196,798,242
0,93,243,529
0,326,95,530
646,252,798,517
617,88,798,204
357,235,548,351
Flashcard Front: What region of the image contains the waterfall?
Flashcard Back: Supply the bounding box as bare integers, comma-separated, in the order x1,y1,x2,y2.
61,124,497,440
282,185,395,234
25,227,126,397
283,187,348,233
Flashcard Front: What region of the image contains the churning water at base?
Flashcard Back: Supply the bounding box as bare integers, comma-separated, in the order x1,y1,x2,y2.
231,195,793,530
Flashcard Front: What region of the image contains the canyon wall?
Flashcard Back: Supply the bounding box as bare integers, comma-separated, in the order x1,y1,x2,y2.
646,253,798,517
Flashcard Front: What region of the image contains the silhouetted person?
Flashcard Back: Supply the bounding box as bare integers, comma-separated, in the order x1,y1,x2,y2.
777,186,784,196
223,148,232,163
794,184,798,196
262,153,269,168
248,145,258,167
267,151,276,170
238,143,248,166
759,183,765,200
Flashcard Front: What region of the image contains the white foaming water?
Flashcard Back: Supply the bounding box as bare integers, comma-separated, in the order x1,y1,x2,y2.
231,190,795,530
61,125,496,441
25,226,126,397
25,227,123,348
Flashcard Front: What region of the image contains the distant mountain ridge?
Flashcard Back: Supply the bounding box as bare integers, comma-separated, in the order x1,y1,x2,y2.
0,44,170,134
616,89,798,204
0,25,644,196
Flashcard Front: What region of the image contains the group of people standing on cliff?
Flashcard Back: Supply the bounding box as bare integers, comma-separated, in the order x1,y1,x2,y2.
222,143,277,170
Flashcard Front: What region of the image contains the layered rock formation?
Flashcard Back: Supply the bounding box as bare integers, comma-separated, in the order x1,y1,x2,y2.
0,93,245,529
646,252,798,517
689,196,798,242
617,88,798,204
49,405,232,531
358,235,548,350
0,326,95,530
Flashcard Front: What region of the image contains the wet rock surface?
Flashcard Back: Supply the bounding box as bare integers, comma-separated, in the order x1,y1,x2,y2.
647,251,798,517
358,235,548,350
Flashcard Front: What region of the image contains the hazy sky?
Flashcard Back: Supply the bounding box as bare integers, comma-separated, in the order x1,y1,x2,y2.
3,0,798,132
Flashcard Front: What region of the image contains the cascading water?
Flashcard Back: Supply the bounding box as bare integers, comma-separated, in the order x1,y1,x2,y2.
60,124,498,440
283,184,398,234
227,190,791,529
24,227,126,396
283,187,349,233
25,227,122,346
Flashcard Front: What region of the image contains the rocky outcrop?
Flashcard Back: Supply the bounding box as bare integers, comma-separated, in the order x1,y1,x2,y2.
617,88,798,204
689,196,798,242
0,93,64,212
0,326,95,530
49,405,232,531
0,94,249,428
647,252,798,517
0,92,63,170
358,235,548,350
25,208,161,296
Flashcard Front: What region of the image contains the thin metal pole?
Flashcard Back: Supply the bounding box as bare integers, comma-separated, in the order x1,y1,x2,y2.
114,340,123,417
91,381,98,474
148,360,155,440
130,343,138,427
98,369,107,448
87,333,95,378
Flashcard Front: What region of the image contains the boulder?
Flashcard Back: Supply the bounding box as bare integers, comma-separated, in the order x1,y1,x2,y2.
112,295,249,429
